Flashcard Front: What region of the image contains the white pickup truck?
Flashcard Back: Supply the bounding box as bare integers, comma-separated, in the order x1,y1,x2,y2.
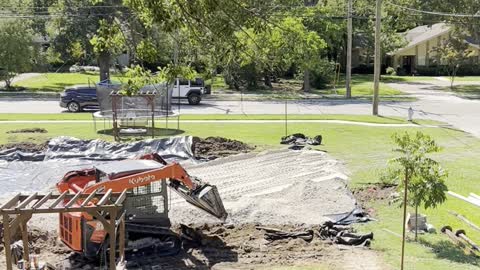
172,78,211,105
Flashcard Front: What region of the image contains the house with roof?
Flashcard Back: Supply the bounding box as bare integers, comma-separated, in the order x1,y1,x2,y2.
388,23,480,75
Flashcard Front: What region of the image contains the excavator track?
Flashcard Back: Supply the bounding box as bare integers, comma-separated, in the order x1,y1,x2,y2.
125,223,181,257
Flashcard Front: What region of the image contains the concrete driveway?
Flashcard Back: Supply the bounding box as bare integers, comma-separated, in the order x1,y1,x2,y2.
386,81,480,137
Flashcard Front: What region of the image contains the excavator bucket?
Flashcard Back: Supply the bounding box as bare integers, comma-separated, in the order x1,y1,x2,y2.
170,181,228,221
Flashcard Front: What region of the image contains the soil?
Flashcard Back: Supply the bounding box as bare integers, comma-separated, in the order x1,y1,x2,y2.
192,137,254,160
0,142,48,152
0,224,388,270
6,128,48,134
351,184,399,219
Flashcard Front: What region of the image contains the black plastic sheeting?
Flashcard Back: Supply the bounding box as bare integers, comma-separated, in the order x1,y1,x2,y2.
324,207,373,225
0,136,195,162
0,136,197,198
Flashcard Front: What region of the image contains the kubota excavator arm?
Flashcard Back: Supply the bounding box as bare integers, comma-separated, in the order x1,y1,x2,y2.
57,154,227,220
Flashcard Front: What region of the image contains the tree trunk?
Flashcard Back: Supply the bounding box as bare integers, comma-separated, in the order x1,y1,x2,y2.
450,65,457,90
98,51,111,82
415,203,418,241
4,77,12,89
264,73,272,88
303,69,311,92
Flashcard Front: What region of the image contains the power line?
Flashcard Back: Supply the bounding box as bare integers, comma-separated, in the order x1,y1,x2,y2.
386,2,480,18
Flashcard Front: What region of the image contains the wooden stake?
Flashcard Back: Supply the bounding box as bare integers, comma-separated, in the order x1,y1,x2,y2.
401,168,409,270
373,0,382,115
3,214,13,270
346,0,353,98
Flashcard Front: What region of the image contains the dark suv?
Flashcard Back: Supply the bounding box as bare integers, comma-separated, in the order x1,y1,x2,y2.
60,85,99,112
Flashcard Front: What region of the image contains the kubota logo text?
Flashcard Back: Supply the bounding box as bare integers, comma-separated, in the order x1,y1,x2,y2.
128,174,155,185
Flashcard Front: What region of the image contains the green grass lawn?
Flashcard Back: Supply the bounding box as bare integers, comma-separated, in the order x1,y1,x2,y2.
382,75,480,83
279,74,404,97
13,72,127,92
449,76,480,82
0,118,479,269
202,74,406,98
381,75,437,83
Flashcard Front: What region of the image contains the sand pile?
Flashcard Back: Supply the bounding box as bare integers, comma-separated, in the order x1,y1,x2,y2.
170,149,355,225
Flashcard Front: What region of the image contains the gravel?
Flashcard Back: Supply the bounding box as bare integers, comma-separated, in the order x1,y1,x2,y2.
170,149,356,225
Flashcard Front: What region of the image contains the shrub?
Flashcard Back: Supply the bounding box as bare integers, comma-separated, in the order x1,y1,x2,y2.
386,66,396,76
309,59,335,89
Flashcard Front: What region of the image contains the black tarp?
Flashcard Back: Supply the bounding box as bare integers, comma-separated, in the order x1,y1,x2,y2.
0,136,196,198
0,136,195,162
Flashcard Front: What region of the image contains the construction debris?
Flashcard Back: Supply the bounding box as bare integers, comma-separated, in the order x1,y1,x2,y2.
455,229,480,253
324,208,373,225
447,191,480,208
406,213,435,233
441,226,479,256
280,133,322,149
319,221,374,247
257,226,314,242
255,222,373,247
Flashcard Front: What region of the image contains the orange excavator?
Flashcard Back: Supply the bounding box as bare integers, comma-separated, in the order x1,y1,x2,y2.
56,153,227,258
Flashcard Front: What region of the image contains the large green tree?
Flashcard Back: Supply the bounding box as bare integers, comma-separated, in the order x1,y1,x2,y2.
417,0,480,44
47,0,132,80
432,33,476,88
230,17,326,90
125,0,303,84
0,20,34,89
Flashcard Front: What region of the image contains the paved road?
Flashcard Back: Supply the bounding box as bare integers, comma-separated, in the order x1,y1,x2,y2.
0,97,412,116
1,80,479,137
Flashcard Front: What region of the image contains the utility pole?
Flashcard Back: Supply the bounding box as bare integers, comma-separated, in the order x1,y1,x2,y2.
372,0,382,115
174,30,180,130
345,0,352,99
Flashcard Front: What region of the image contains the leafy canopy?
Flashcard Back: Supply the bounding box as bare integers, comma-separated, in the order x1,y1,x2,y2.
387,131,448,210
0,19,34,88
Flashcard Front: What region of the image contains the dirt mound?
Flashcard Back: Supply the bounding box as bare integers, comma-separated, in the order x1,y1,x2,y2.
352,184,398,206
6,128,48,134
0,142,47,152
192,137,254,160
